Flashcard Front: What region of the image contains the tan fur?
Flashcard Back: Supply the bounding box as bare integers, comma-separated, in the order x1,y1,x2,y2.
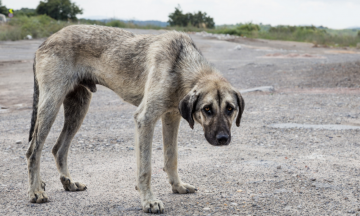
26,25,245,213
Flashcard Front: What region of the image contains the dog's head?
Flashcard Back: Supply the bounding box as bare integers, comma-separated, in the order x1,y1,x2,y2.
179,75,245,146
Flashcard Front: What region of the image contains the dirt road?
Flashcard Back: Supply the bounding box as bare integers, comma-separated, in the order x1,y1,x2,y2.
1,29,360,215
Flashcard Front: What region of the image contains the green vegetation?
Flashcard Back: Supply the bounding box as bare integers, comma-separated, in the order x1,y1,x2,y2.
215,23,360,47
36,0,83,21
14,8,37,17
105,20,127,28
168,5,215,29
0,2,359,47
217,22,260,37
0,0,7,15
0,15,69,40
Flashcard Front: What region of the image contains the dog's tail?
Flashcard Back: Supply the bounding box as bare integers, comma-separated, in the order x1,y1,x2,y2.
29,56,39,142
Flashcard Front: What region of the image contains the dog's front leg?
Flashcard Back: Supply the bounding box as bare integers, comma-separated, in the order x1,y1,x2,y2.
162,112,197,194
134,108,165,214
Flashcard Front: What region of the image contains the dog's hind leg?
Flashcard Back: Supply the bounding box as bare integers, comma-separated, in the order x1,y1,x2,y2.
162,112,197,194
52,85,91,191
26,88,66,203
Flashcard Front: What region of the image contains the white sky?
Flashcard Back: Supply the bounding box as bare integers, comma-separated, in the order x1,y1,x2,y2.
3,0,360,29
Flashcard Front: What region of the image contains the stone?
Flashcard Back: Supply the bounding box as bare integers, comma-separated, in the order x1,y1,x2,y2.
274,189,288,194
234,45,242,50
311,182,333,189
336,117,341,124
128,147,134,150
16,140,22,144
240,86,274,94
270,123,360,130
277,165,281,169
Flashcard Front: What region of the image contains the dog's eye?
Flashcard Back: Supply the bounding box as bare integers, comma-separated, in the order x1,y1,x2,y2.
226,106,234,114
203,107,212,114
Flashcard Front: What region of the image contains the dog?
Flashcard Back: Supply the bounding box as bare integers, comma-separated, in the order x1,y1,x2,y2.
26,25,245,214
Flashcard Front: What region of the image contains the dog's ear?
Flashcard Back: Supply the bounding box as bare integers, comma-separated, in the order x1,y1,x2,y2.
235,91,245,127
179,91,199,129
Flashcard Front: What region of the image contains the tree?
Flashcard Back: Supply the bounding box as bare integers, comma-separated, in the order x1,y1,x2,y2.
168,5,215,29
36,0,83,21
14,8,37,17
0,0,8,15
168,5,187,27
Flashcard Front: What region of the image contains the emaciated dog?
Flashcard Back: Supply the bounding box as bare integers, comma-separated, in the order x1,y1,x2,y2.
26,25,245,214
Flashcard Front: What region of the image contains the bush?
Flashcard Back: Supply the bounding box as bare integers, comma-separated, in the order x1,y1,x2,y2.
1,15,68,41
105,20,127,28
217,22,260,37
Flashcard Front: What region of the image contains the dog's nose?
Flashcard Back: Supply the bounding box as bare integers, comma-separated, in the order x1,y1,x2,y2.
216,134,229,145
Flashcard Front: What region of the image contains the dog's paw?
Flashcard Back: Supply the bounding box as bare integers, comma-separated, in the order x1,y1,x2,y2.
29,190,48,203
142,199,164,214
172,182,197,194
29,180,48,203
60,176,87,191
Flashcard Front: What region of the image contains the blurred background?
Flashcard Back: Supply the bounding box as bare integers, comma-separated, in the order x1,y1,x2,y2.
1,0,360,47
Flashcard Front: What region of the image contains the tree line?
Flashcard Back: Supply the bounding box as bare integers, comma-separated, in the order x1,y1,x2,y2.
0,0,82,21
168,5,215,29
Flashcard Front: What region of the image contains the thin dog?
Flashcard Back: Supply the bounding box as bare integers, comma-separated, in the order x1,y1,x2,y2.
26,25,245,214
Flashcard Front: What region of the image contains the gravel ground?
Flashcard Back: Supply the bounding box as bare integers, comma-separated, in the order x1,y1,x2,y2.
0,29,360,215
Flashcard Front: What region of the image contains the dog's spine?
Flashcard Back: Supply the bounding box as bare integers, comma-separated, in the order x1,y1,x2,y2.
29,56,39,142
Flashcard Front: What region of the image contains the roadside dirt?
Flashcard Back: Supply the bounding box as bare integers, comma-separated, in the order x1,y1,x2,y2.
0,29,360,215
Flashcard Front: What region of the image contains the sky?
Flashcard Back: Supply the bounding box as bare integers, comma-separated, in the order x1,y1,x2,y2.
3,0,360,29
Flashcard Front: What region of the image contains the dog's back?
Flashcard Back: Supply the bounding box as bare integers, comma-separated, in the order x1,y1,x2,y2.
35,25,201,106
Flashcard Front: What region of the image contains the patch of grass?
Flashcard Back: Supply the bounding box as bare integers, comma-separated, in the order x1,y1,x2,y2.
1,16,360,47
105,20,127,28
214,24,360,47
1,15,68,40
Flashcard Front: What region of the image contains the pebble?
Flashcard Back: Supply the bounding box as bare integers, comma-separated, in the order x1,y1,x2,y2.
230,202,238,206
310,178,316,181
203,207,210,211
336,117,341,124
16,140,22,144
277,165,281,169
128,147,134,150
274,189,288,194
234,45,242,50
